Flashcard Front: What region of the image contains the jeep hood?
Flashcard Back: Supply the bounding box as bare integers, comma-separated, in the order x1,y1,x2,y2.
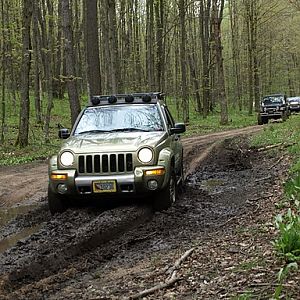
60,131,167,153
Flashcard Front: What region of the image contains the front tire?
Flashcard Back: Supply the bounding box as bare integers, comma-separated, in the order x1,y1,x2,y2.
177,161,185,194
48,186,67,215
153,170,177,212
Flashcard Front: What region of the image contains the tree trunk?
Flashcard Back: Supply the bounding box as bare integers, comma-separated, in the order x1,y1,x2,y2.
53,0,64,99
179,0,189,123
146,0,155,91
85,0,101,98
228,0,242,111
133,0,143,90
200,0,211,119
244,0,254,115
212,0,228,125
1,0,7,144
252,0,260,112
32,1,42,124
155,0,165,92
188,2,201,114
105,0,119,93
61,0,81,126
43,0,55,143
17,0,33,147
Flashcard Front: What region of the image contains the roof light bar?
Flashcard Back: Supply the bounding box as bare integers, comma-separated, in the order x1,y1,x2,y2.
90,92,164,106
125,95,134,103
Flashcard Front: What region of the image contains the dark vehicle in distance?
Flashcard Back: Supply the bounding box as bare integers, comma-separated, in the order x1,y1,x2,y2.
258,94,290,125
48,92,186,214
287,96,300,112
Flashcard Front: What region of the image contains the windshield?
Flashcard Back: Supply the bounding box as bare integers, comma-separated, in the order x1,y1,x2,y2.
262,96,284,105
288,97,300,103
74,104,164,135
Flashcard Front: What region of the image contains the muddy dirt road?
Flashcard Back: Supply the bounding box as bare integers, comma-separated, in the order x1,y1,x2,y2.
0,125,298,299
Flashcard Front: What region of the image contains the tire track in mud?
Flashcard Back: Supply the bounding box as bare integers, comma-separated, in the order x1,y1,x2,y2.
0,205,152,294
0,162,48,207
0,125,265,299
182,125,262,178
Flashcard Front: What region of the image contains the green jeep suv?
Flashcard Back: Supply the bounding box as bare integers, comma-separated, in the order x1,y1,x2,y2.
48,93,186,214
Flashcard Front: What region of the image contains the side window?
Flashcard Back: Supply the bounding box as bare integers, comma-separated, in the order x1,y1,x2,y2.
163,106,175,128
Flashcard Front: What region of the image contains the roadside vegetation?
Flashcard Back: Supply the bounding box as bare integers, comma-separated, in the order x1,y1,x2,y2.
167,100,257,137
0,96,257,166
250,114,300,298
0,96,71,166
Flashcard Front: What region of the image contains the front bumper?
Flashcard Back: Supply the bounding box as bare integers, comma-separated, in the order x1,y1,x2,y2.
260,111,283,117
290,106,300,112
49,166,168,197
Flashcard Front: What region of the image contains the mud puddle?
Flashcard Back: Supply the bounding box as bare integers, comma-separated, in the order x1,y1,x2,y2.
0,203,48,254
0,204,153,294
0,204,40,228
0,224,42,254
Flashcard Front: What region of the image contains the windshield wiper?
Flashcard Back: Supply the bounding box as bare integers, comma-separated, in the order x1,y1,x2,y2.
111,128,151,132
108,127,149,132
77,130,112,135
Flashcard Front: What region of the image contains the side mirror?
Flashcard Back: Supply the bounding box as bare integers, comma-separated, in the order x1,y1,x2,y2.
170,123,186,135
58,128,70,139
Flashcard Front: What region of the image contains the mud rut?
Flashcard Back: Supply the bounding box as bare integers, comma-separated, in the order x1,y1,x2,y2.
0,125,284,300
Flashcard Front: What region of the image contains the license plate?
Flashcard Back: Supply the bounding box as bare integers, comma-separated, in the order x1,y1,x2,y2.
93,180,117,193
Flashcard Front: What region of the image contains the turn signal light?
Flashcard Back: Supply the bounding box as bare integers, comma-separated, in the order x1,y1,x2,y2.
144,168,165,176
51,173,68,180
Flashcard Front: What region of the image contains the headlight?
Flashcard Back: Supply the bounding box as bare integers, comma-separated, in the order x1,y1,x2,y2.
138,147,153,163
60,151,74,167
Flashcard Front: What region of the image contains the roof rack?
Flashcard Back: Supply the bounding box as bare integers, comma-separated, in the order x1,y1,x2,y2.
89,92,165,106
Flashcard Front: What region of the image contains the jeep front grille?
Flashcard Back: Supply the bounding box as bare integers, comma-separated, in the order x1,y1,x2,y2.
78,153,133,174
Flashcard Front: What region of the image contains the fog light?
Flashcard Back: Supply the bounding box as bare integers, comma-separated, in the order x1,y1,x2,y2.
147,180,158,190
135,168,143,177
57,184,68,194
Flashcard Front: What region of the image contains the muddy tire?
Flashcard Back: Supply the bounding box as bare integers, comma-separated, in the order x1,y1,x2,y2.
153,170,176,211
48,187,67,215
263,117,269,124
257,114,263,125
177,162,185,194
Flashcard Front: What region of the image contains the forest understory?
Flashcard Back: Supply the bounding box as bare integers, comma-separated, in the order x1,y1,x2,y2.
0,126,299,300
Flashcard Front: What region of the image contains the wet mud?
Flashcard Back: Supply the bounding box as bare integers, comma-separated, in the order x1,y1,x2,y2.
0,127,290,299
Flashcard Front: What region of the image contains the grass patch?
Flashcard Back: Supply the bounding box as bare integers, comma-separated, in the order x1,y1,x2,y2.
234,259,261,272
251,115,300,173
166,99,257,137
274,209,300,262
232,292,254,300
0,95,74,166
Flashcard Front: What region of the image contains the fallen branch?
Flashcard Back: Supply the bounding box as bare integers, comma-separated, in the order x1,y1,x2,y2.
216,216,239,228
257,142,284,152
129,273,181,299
257,142,296,152
249,282,295,288
128,232,157,245
129,248,194,299
268,155,285,170
248,193,274,202
255,175,272,182
166,247,195,278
